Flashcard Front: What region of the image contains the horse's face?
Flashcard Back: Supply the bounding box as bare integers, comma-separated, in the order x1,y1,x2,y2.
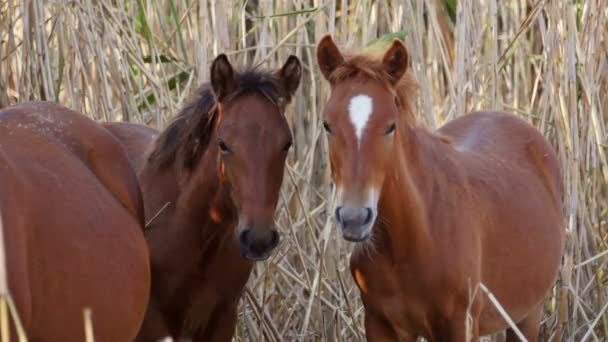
317,36,409,242
321,80,398,241
211,55,301,260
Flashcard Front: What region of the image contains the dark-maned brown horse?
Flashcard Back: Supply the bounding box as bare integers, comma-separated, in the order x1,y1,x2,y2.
103,54,301,341
0,101,150,341
317,36,564,341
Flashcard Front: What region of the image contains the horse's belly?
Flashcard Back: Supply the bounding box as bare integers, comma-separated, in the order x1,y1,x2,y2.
478,219,563,335
31,226,149,341
25,191,150,341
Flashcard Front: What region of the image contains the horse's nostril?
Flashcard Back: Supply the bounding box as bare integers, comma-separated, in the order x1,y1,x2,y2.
363,208,374,225
270,230,280,247
239,229,250,245
335,206,343,223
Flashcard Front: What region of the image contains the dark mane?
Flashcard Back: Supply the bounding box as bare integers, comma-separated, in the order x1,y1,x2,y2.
328,53,418,127
148,69,292,170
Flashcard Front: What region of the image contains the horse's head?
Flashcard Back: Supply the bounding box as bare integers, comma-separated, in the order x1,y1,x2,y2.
317,35,412,242
210,54,301,260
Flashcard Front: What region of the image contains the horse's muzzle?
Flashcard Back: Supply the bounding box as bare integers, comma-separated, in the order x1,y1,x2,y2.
335,206,375,241
238,225,280,261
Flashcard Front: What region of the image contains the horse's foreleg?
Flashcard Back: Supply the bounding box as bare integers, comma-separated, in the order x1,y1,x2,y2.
134,304,171,342
431,309,480,342
506,302,543,342
192,304,237,342
363,310,409,342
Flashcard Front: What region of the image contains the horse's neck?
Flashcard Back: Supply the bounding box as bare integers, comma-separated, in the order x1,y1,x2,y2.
358,128,441,266
139,145,250,332
140,146,236,271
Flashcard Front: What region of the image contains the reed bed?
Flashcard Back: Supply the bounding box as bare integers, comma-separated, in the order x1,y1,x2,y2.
1,0,607,341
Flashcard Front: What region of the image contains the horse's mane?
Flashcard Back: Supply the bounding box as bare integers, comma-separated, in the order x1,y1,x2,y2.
327,53,418,127
148,69,292,170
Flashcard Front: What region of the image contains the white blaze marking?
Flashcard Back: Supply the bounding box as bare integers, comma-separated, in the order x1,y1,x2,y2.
366,188,380,210
348,95,373,147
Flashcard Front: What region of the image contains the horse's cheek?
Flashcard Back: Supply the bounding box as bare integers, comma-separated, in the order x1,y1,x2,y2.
328,149,342,185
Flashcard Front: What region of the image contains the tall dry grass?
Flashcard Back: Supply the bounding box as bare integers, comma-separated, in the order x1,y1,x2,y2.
1,0,607,341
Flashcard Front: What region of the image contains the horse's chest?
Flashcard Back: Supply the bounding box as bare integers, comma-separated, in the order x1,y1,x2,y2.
364,289,430,337
180,289,220,336
165,255,251,339
177,279,243,338
353,262,433,337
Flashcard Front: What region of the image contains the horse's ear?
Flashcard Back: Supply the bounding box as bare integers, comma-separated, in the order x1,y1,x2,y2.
382,40,409,85
211,54,236,101
277,55,302,98
316,35,344,81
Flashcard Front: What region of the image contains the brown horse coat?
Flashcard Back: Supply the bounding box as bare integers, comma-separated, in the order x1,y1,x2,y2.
103,54,301,341
0,101,150,341
317,36,564,341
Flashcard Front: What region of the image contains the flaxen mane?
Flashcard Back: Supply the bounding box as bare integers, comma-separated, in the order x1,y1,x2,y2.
148,69,293,169
327,54,418,127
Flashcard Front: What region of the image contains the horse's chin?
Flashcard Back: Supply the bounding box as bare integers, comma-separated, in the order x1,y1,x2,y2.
342,229,371,242
242,251,273,262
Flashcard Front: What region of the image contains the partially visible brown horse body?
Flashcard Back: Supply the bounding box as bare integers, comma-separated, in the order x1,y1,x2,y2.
104,54,301,341
317,36,564,341
0,101,150,341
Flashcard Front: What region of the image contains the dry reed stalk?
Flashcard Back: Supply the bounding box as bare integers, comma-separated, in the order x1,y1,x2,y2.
83,308,94,342
0,209,27,341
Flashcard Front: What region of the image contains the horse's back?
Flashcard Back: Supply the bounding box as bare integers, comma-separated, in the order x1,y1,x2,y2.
102,122,158,172
0,101,150,341
440,111,562,201
0,101,146,225
439,111,564,333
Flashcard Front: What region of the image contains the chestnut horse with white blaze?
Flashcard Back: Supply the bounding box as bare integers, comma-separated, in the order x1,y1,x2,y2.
103,54,301,341
317,35,564,341
0,101,150,341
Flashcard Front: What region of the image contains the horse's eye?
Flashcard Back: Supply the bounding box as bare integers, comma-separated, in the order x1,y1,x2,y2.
284,140,293,152
385,123,396,135
218,139,231,154
323,121,332,134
